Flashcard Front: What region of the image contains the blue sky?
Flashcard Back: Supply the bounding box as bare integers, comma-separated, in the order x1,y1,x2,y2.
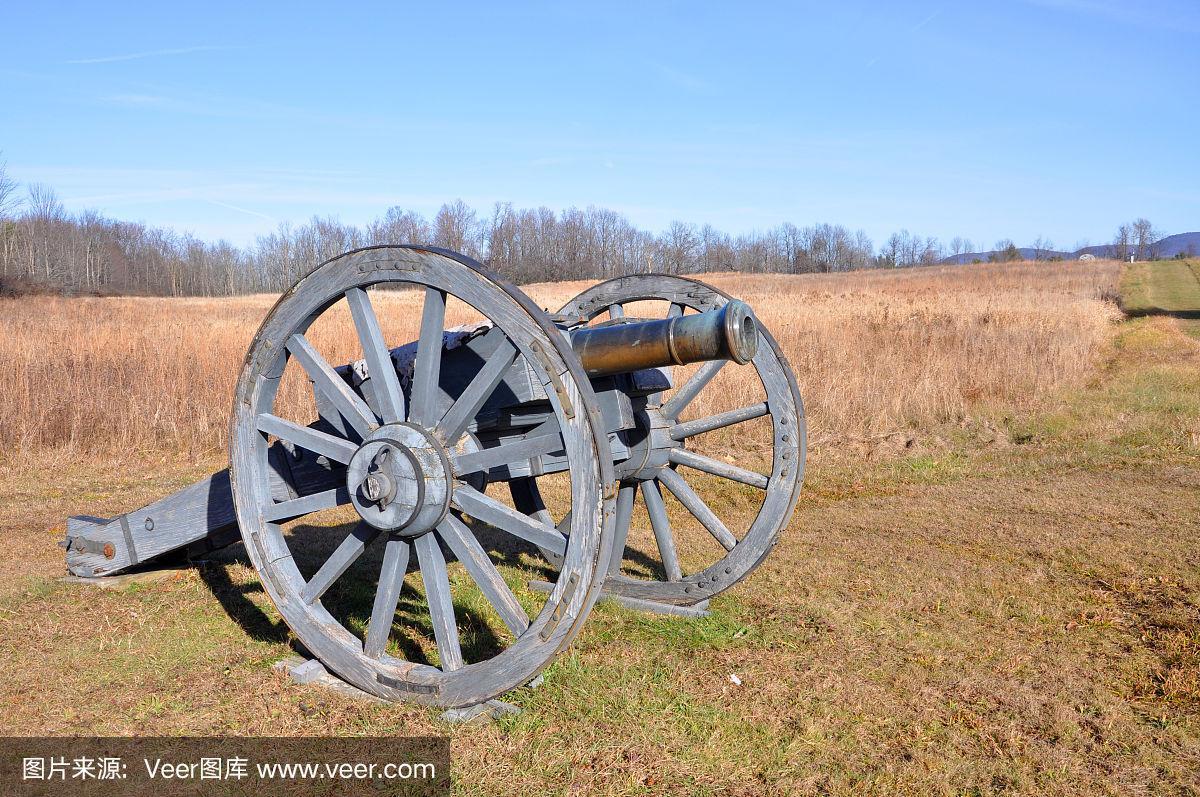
2,0,1197,250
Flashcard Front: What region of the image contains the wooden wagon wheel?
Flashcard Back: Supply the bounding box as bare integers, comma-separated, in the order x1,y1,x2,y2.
555,274,805,606
230,246,614,707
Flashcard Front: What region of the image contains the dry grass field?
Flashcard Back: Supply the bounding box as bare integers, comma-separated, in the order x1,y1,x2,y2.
0,259,1120,466
3,258,1199,796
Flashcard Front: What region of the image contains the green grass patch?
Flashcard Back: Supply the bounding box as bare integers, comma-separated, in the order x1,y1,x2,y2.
1121,259,1200,337
886,451,968,484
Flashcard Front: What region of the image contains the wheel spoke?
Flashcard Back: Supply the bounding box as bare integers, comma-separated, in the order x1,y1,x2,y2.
509,476,565,564
661,359,726,419
364,536,410,658
301,522,383,605
285,334,377,438
262,486,349,522
671,402,769,440
606,484,636,576
509,476,556,529
257,413,358,464
452,428,564,477
641,480,682,581
437,337,518,442
438,515,529,637
416,533,463,672
452,485,568,556
658,467,738,551
668,447,769,489
345,287,407,424
609,303,624,319
409,287,447,427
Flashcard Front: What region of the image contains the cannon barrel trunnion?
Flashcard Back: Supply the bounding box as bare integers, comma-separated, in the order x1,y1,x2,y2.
64,246,805,709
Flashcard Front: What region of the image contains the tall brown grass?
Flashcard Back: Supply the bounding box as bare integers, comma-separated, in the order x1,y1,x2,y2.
0,260,1120,467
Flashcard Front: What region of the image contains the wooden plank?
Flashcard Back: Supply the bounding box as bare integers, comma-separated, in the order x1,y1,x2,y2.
64,470,237,577
65,443,344,578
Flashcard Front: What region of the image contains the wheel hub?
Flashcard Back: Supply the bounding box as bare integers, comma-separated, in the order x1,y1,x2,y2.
347,423,452,535
617,402,681,481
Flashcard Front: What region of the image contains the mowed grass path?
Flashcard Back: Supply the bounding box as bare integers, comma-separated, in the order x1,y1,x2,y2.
1,263,1198,795
1122,258,1200,335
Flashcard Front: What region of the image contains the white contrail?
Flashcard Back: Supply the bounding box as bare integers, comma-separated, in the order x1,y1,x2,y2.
866,7,944,68
66,46,232,65
207,199,277,223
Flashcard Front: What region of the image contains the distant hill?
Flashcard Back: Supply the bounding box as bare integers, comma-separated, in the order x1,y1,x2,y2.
941,232,1199,264
1150,232,1200,258
941,247,1069,264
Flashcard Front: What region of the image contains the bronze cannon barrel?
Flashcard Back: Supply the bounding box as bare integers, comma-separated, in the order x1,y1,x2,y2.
570,300,759,377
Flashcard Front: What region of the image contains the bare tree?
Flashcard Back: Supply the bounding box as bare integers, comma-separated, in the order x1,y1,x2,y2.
0,155,20,279
1132,218,1161,260
660,221,698,274
989,239,1022,263
850,230,875,270
433,200,481,259
1111,224,1132,261
0,154,19,219
1030,235,1054,262
878,232,904,268
27,183,64,220
697,223,733,273
919,236,942,266
369,206,432,247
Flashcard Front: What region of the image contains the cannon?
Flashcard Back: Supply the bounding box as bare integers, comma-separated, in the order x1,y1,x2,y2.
63,246,805,708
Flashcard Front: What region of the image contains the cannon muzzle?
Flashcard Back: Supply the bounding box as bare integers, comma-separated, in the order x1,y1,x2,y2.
570,300,759,378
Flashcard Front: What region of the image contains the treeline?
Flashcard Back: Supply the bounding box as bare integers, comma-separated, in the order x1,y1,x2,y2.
0,161,896,297
0,191,884,297
247,203,882,289
0,159,1162,298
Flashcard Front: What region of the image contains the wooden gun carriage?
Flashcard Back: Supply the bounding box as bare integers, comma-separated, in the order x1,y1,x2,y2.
64,246,805,709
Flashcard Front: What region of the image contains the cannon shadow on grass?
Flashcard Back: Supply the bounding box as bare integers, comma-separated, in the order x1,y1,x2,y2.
1122,305,1200,320
194,514,563,668
191,469,714,665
